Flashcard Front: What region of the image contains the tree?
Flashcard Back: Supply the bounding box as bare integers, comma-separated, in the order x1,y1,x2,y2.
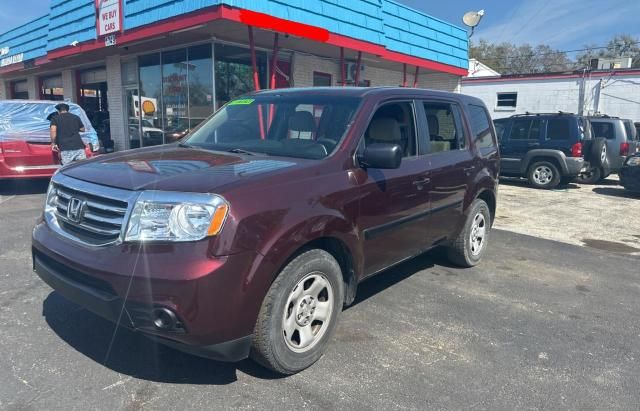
470,39,573,74
575,34,640,69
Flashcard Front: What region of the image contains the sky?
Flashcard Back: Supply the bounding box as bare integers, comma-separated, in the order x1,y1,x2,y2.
1,0,639,54
400,0,640,53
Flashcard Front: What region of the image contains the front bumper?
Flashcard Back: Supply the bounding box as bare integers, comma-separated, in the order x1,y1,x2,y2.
32,221,268,362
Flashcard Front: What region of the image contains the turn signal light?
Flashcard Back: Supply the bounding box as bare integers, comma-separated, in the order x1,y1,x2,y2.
207,203,229,236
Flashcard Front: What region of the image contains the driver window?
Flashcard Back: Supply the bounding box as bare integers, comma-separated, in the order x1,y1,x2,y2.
364,102,417,158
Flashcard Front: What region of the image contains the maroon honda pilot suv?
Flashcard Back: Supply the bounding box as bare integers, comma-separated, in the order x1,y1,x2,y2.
33,87,499,374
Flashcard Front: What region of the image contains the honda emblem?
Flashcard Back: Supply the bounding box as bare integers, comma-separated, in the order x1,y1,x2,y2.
67,197,86,223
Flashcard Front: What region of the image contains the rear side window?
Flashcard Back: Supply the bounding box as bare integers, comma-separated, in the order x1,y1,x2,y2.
511,118,541,140
422,102,465,153
623,120,637,141
591,121,615,139
546,118,571,141
468,104,496,149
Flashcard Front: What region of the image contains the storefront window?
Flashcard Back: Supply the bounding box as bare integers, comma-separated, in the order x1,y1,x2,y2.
187,44,214,130
11,80,28,99
214,43,267,108
41,75,64,101
137,53,164,147
162,48,188,143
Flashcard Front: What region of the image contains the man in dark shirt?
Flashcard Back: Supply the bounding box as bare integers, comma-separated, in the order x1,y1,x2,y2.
50,103,86,165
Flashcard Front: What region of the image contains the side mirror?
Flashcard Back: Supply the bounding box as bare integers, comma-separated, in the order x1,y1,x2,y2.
360,143,402,169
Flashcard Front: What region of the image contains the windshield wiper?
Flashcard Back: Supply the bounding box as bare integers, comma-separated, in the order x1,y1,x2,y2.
227,148,261,156
177,142,193,148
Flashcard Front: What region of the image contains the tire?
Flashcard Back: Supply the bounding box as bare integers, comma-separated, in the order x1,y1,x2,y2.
589,138,609,168
575,167,602,184
527,161,561,189
446,199,491,268
250,249,344,375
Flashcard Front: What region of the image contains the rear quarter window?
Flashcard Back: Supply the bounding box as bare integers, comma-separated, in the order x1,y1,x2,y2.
468,104,496,149
591,121,615,140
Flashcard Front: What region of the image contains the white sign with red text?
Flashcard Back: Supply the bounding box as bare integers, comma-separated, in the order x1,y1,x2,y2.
97,0,121,36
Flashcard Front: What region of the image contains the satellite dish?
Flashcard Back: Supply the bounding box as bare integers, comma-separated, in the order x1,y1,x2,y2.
462,10,485,28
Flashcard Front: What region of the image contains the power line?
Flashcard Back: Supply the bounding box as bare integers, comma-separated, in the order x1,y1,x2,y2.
471,41,640,63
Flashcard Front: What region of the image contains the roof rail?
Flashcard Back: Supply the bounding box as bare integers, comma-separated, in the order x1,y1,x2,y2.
511,112,576,117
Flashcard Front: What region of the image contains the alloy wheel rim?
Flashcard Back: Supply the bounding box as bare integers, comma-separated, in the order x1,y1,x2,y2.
282,272,334,353
600,145,607,163
469,213,486,256
533,166,553,185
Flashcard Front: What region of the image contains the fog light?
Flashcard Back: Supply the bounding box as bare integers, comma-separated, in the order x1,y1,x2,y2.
152,308,177,331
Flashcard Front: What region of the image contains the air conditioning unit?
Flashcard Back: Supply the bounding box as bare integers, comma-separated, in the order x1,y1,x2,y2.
345,63,365,82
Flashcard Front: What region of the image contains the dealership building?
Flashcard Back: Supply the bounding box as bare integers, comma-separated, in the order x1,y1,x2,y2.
0,0,468,151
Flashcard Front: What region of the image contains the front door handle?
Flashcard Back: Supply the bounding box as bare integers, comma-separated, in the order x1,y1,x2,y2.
464,166,476,173
413,178,431,188
528,143,540,147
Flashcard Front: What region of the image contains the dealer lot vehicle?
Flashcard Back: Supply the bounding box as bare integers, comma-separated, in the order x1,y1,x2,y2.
584,116,640,180
32,87,499,374
619,153,640,193
493,113,589,189
0,100,99,179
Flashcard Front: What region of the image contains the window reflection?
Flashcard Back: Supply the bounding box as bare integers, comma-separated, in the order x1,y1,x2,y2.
215,44,267,108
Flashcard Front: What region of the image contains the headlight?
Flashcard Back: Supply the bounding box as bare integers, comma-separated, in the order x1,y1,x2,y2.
125,192,229,242
626,156,640,166
44,182,58,214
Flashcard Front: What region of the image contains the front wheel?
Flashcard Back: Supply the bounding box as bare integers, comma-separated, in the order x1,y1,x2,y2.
527,161,560,189
251,249,344,375
446,199,491,267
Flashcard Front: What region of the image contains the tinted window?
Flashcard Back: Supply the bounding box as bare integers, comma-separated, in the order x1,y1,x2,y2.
546,118,571,141
364,102,417,158
591,121,615,139
511,118,541,140
468,104,495,148
423,102,465,152
623,120,636,141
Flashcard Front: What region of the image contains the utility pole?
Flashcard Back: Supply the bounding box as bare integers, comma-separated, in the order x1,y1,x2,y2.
593,78,603,114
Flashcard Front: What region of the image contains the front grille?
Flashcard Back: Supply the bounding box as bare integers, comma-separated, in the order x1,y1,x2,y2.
52,181,130,246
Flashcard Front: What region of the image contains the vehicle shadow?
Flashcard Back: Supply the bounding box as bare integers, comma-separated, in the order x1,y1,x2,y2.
349,247,454,307
498,177,581,190
42,292,282,385
0,179,50,195
592,187,640,199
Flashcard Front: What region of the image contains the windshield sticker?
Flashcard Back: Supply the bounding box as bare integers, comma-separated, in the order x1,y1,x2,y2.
228,98,255,106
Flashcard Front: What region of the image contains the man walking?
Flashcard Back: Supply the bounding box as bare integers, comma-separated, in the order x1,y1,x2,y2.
50,103,86,165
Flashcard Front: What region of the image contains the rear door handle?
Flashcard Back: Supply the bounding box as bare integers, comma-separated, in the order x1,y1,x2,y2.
413,178,431,187
464,166,476,172
528,143,540,147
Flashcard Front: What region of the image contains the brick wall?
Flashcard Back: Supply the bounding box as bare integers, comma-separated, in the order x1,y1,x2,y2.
106,55,127,151
292,53,461,92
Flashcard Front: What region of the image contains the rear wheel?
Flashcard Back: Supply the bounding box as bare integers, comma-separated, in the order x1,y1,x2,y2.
527,161,560,189
251,249,344,375
446,199,491,267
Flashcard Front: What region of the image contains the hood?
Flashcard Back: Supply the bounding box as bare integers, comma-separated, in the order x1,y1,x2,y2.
61,145,308,192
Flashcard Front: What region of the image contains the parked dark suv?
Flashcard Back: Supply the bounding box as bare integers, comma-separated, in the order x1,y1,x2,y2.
32,87,499,374
494,113,590,189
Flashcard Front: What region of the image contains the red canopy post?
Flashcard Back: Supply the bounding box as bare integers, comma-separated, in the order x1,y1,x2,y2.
248,26,265,139
354,51,362,86
268,33,280,127
413,66,420,88
402,63,407,87
340,47,345,87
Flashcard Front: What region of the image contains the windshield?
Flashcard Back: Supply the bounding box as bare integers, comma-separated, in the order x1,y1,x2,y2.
184,95,361,159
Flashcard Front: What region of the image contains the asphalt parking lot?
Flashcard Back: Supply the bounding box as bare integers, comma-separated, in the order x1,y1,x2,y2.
1,180,639,410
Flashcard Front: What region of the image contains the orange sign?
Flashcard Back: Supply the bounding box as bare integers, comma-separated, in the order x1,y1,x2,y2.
142,100,156,115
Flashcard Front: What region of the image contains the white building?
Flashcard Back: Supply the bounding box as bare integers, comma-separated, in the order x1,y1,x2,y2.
467,58,500,78
461,68,640,121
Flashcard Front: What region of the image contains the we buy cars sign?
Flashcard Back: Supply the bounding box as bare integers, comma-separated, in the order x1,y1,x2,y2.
96,0,122,36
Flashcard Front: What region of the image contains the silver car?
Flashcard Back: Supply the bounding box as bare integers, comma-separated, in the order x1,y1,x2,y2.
588,116,640,173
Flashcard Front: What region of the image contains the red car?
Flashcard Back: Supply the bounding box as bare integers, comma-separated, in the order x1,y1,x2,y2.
33,87,499,374
0,100,99,179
